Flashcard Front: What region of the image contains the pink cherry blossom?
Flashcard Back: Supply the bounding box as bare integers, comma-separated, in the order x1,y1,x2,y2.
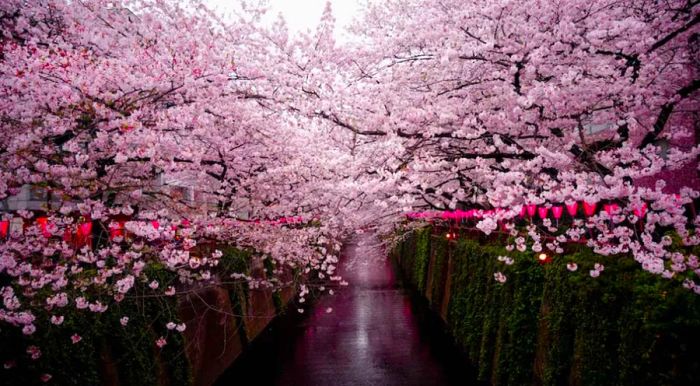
70,334,82,344
155,337,167,348
494,272,507,284
26,346,41,360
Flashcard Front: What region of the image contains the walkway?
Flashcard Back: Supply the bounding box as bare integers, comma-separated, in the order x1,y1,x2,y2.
216,234,479,386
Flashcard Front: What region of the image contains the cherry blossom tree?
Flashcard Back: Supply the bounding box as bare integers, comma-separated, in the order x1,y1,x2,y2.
0,1,357,378
315,0,700,287
1,0,699,381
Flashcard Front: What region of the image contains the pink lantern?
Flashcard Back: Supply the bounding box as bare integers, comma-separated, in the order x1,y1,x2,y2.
633,203,647,218
551,206,563,220
604,203,619,216
566,202,579,217
538,207,549,219
518,205,526,217
583,201,597,217
526,204,537,217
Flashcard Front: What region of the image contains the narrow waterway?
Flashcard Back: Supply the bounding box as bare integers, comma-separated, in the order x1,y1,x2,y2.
215,234,480,386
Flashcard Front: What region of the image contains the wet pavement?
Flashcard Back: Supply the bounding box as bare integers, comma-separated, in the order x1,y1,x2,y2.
215,234,480,386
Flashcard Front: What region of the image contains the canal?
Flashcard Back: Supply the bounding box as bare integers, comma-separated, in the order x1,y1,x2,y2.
215,234,481,386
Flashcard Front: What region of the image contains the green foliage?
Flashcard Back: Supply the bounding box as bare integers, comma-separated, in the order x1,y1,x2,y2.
429,235,448,308
0,280,192,386
396,229,700,386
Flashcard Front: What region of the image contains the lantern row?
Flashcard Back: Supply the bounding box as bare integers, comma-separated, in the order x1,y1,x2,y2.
0,215,306,242
406,201,648,221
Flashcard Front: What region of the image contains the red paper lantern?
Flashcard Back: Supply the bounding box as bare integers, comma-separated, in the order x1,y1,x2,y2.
538,207,549,219
0,220,8,239
566,202,578,217
109,221,126,240
75,221,92,248
36,217,51,238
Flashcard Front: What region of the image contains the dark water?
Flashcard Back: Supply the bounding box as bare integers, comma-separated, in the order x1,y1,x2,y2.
215,234,481,386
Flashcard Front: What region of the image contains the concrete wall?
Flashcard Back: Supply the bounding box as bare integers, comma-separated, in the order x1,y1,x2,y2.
178,267,289,386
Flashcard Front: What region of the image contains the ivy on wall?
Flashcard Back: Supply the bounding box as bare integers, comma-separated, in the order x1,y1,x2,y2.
414,228,431,293
396,227,700,386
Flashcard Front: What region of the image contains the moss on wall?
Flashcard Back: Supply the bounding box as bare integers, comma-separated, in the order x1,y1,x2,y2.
397,229,700,386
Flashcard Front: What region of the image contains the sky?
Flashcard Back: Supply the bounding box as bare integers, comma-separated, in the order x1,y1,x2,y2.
205,0,365,42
